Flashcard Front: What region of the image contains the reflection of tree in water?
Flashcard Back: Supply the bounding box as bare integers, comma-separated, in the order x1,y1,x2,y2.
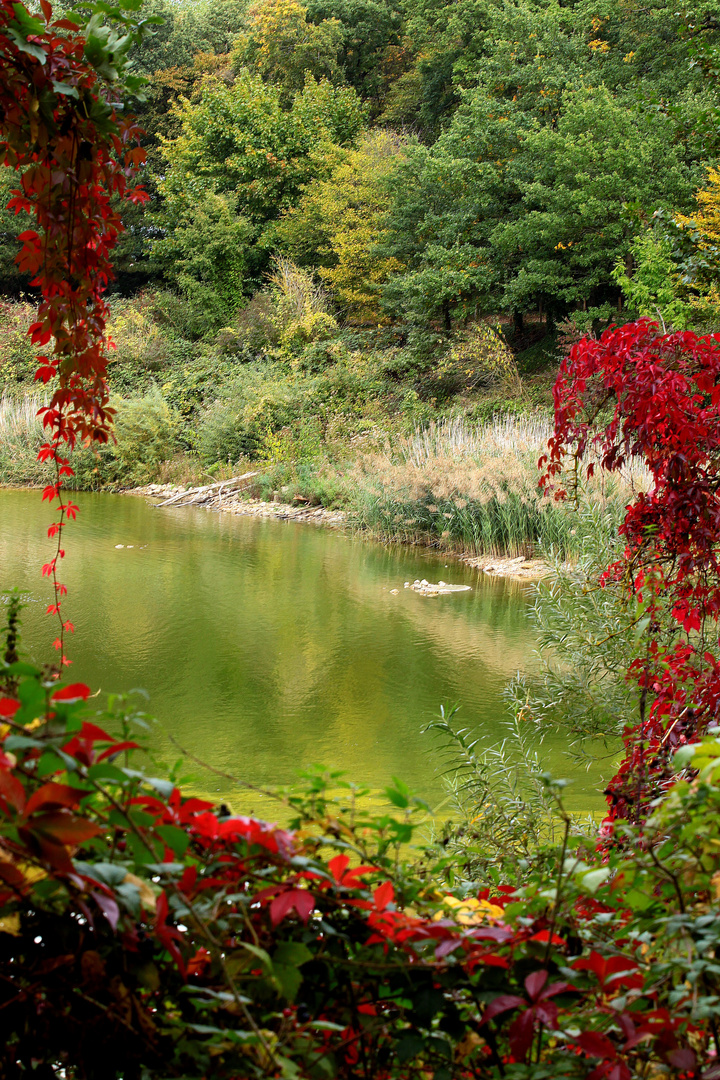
1,490,538,802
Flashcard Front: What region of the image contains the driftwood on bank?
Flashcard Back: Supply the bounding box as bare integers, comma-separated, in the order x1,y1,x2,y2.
154,472,259,509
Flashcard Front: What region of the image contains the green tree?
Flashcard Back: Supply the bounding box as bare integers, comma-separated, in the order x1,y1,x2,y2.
233,0,344,102
305,0,406,113
491,86,695,319
378,97,524,328
153,70,366,318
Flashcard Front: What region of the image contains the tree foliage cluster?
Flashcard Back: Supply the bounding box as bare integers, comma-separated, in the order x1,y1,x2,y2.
128,0,720,334
3,0,720,340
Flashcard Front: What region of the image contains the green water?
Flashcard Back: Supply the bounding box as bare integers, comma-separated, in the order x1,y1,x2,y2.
0,489,606,813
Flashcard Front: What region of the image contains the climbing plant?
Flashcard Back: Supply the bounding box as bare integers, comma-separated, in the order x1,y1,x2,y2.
0,0,150,664
542,318,720,827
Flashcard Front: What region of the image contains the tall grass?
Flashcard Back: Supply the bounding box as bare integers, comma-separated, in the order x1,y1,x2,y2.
0,394,48,486
349,413,649,559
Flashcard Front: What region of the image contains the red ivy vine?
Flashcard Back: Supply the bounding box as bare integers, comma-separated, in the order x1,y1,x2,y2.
542,318,720,826
0,0,148,666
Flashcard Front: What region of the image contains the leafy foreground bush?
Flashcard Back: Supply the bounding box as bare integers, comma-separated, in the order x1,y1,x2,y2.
1,607,720,1078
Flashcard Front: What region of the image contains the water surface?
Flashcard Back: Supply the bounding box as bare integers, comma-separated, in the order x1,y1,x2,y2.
1,489,606,812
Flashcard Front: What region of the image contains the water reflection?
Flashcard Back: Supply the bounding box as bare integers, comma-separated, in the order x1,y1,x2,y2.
1,489,606,810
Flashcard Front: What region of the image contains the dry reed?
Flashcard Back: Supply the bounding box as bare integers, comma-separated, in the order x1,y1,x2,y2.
350,413,650,558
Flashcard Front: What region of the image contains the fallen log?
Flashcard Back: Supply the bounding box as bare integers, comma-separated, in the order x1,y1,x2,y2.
154,472,258,508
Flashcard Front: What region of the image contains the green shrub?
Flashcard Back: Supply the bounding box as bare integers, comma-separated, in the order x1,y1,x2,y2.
197,366,309,465
68,391,179,489
0,300,36,390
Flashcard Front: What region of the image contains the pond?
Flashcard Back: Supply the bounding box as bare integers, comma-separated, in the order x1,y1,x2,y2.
1,489,607,814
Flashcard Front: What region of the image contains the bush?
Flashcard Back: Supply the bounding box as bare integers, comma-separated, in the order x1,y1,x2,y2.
0,300,36,389
440,323,522,397
196,366,309,465
107,294,169,373
69,391,179,489
269,257,338,356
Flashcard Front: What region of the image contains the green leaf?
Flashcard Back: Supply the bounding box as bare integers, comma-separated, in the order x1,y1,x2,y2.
276,1055,301,1079
37,750,70,777
87,762,128,784
18,676,45,714
52,80,80,99
673,744,698,769
4,662,41,677
273,942,312,967
7,27,46,63
155,824,190,857
239,941,272,970
396,1034,424,1064
385,786,409,809
625,888,655,911
578,867,611,893
5,734,43,751
76,861,128,887
11,3,45,34
273,962,303,1001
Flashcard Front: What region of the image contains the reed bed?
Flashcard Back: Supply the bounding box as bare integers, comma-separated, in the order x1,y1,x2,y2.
350,413,650,559
0,393,48,486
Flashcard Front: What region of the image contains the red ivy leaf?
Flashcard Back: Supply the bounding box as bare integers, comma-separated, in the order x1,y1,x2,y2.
51,683,91,703
270,889,315,926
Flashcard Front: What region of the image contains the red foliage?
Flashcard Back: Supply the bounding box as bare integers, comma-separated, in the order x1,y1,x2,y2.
0,0,146,665
542,318,720,820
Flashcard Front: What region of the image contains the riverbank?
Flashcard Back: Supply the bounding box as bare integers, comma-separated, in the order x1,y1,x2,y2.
3,385,640,576
129,480,549,579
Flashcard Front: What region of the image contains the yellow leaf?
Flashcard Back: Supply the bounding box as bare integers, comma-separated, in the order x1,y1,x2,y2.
0,913,21,936
434,895,505,925
123,872,157,912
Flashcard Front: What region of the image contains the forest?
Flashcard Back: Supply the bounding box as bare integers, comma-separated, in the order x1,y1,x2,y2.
2,0,720,547
5,0,720,1076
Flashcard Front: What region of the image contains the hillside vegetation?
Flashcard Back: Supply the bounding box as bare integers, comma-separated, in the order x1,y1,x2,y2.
2,0,720,553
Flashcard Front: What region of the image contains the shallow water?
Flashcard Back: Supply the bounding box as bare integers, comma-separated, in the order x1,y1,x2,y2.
0,489,607,813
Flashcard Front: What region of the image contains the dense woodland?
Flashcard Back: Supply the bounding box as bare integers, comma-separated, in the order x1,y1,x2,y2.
3,0,720,514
